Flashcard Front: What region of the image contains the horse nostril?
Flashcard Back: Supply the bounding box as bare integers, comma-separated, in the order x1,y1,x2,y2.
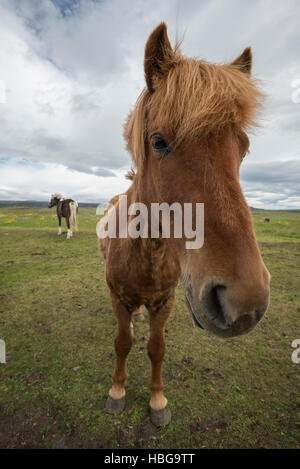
200,281,269,334
201,284,228,329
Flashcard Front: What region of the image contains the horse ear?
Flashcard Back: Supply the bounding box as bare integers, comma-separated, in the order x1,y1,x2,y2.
231,47,252,75
144,22,174,92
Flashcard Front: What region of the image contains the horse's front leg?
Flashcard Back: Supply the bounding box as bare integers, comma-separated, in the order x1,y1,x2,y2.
66,216,72,239
106,293,133,415
58,215,62,235
147,292,174,426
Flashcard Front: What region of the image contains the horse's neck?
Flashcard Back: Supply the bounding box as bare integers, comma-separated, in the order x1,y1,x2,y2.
56,200,64,214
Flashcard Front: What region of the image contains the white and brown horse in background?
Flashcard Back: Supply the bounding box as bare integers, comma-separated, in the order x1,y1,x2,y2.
48,193,78,239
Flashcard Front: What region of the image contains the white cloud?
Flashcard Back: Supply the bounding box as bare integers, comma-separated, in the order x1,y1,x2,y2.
0,157,130,202
0,0,299,207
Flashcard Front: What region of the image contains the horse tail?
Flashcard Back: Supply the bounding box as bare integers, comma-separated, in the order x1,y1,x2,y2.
69,200,78,231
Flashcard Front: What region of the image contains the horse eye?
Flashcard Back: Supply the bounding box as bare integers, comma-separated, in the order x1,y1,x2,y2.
151,134,171,155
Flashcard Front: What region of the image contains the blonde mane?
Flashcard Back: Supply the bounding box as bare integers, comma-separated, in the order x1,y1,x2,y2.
124,52,263,171
51,193,64,200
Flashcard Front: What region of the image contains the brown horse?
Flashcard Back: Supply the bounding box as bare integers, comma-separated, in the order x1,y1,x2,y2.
48,193,78,239
98,23,270,426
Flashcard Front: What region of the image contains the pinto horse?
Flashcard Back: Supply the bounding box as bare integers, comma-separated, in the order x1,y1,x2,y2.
98,23,270,426
48,193,78,239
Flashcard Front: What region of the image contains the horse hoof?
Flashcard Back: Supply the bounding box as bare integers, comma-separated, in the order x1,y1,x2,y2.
106,395,126,415
150,405,171,427
133,313,145,322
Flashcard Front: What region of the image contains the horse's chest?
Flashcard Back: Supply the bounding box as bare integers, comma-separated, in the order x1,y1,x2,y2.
106,240,181,297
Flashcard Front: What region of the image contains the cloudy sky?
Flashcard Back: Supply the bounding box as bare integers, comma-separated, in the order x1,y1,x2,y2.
0,0,299,208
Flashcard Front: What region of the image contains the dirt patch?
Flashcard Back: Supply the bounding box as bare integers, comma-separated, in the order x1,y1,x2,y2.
0,403,79,449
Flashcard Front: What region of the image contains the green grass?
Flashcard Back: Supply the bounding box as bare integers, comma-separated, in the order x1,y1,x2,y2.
0,206,299,448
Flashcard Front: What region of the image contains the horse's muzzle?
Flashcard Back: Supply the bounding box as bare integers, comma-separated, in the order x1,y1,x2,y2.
182,277,269,338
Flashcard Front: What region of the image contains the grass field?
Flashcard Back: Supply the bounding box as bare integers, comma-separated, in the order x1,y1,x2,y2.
0,206,299,448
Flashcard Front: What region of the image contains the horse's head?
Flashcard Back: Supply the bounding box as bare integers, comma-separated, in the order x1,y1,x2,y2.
48,193,62,208
125,23,270,338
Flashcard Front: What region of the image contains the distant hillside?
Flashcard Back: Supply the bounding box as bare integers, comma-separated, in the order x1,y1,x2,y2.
0,200,107,208
0,201,298,211
1,200,261,209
